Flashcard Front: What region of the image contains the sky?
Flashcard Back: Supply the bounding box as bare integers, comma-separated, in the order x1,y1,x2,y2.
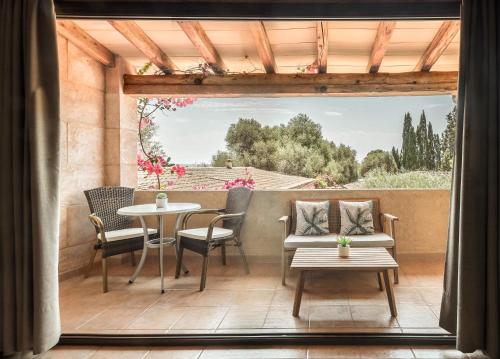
155,95,455,165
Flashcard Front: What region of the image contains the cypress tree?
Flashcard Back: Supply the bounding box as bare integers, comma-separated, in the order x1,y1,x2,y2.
441,106,457,171
416,110,428,169
426,122,436,169
434,134,441,170
401,112,418,170
391,146,401,170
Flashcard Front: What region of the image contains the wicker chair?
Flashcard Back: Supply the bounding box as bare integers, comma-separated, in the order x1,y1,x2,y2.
175,187,253,291
84,186,157,292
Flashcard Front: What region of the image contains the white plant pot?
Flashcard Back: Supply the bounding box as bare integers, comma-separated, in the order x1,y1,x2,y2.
156,198,167,208
338,245,350,257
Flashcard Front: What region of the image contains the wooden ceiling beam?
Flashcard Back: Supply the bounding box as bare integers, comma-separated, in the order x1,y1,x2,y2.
57,20,115,67
177,21,227,74
367,21,396,74
250,21,277,74
415,20,460,72
123,71,458,97
108,20,177,74
316,21,329,74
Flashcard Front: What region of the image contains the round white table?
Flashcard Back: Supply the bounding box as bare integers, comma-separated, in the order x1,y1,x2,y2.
117,202,201,293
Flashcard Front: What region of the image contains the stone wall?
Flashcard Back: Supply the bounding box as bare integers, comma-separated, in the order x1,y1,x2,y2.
134,189,451,262
58,34,107,276
58,35,137,278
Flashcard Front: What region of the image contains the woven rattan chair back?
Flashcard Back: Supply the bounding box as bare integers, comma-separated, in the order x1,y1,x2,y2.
222,187,253,233
84,187,135,232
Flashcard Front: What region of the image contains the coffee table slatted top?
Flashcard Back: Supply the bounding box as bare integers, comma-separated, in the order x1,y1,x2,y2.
291,248,398,270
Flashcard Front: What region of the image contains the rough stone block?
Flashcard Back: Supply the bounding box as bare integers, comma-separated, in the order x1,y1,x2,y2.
59,242,94,275
60,166,105,207
67,205,95,248
68,42,105,91
104,128,120,165
67,123,104,167
60,81,105,127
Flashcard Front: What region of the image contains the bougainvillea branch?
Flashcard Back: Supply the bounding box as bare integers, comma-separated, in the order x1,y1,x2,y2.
136,63,195,189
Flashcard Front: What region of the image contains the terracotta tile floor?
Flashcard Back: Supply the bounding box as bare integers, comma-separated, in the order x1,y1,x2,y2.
40,345,470,358
60,253,449,335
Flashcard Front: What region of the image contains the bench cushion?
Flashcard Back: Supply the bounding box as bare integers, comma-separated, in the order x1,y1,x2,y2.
284,232,394,249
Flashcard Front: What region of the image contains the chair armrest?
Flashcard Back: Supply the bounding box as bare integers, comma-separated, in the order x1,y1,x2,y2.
279,215,290,241
88,213,106,243
206,212,245,241
182,208,226,229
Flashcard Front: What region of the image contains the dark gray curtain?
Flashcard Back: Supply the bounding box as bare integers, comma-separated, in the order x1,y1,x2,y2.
0,0,61,356
440,1,500,358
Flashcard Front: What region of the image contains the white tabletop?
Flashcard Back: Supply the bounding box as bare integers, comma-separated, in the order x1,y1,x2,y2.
117,203,201,216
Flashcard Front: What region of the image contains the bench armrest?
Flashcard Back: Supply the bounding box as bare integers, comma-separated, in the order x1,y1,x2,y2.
380,213,398,239
279,215,290,241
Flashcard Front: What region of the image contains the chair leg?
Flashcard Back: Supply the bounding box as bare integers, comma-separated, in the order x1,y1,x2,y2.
281,248,287,286
200,255,209,291
175,246,184,279
102,257,108,293
221,243,227,265
236,240,250,274
84,248,98,278
130,250,136,266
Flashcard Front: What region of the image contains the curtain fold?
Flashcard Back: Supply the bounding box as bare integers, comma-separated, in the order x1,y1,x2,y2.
440,1,500,358
0,0,61,356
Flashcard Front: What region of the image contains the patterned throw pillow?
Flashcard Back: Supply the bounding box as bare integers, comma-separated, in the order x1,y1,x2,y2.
295,201,330,236
339,201,375,235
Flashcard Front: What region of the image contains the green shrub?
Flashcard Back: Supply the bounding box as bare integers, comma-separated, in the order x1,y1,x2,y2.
354,169,452,189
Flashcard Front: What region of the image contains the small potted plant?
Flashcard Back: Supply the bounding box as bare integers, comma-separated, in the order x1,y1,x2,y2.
337,236,352,257
156,192,168,208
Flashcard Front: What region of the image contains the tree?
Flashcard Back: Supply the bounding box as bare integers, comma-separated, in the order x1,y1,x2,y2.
426,122,436,170
434,134,442,170
440,106,457,171
211,150,240,167
225,118,263,154
286,113,323,148
401,112,418,170
360,150,398,177
213,114,359,184
416,110,428,169
391,146,401,170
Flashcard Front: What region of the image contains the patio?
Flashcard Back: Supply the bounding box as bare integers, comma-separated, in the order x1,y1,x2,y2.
60,252,445,334
56,18,453,337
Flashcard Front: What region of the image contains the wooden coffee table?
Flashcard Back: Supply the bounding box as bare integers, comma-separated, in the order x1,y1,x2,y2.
291,247,399,317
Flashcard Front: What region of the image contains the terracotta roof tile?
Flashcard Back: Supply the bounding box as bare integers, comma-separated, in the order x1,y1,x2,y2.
137,166,316,190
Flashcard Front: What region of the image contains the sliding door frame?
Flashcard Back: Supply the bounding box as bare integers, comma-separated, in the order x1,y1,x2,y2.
55,0,460,347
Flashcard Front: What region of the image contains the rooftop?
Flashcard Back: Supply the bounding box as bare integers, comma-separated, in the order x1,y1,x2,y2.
137,166,318,190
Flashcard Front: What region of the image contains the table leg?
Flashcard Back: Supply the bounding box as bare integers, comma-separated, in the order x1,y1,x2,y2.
377,272,384,291
292,271,306,317
129,216,149,284
160,216,165,293
173,213,189,274
383,269,397,317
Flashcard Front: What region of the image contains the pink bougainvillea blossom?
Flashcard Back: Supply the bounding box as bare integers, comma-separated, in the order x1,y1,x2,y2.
223,169,255,190
171,164,186,177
